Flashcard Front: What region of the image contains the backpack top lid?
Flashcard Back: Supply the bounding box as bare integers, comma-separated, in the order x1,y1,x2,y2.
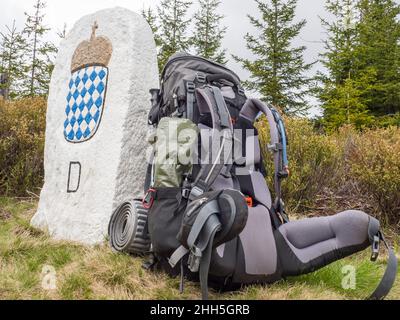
161,52,242,88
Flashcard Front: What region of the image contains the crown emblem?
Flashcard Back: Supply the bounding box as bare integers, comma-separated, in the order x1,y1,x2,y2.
71,22,113,73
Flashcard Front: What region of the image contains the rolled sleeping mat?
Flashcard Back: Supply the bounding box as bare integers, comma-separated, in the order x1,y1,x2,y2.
108,200,151,255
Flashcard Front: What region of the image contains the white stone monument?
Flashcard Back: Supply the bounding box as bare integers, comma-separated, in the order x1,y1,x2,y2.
31,7,159,244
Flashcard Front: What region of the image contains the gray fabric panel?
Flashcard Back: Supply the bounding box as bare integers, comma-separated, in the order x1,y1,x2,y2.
221,86,236,99
245,135,261,167
239,205,277,275
278,210,370,263
250,171,272,209
212,175,234,191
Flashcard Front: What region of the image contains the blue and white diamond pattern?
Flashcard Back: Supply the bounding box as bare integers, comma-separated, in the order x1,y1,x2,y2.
64,65,108,143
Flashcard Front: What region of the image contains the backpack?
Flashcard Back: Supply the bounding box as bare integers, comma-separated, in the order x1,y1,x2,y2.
109,53,397,300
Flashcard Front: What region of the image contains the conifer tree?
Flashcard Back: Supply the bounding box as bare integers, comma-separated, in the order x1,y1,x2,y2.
356,0,400,116
22,0,57,96
318,0,373,128
191,0,227,64
141,7,161,48
0,20,26,99
234,0,314,115
157,0,193,70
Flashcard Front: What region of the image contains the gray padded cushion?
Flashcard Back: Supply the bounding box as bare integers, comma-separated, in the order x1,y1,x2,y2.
212,175,234,190
277,210,370,264
250,171,272,209
240,205,278,275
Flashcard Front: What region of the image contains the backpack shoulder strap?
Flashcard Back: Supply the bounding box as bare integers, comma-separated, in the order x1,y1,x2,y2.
240,99,289,224
186,86,234,201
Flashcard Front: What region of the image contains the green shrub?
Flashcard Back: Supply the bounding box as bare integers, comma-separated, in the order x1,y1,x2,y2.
0,98,46,196
258,117,399,227
347,127,400,226
258,117,343,212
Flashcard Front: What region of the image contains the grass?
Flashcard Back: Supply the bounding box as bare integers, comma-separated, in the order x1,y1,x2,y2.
0,197,399,300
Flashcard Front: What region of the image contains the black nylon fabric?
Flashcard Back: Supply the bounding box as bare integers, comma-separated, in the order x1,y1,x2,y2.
147,188,187,258
148,52,247,125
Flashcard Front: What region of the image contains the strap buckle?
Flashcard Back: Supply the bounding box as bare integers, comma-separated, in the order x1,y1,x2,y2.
371,235,380,261
237,86,245,96
182,188,191,199
186,82,195,94
267,142,283,153
189,186,204,201
196,73,206,83
188,246,202,272
143,188,156,209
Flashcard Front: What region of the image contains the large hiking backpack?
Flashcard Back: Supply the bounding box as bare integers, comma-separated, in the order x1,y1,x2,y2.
109,53,397,300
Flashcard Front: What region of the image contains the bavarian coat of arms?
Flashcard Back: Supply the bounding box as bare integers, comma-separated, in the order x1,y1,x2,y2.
64,22,113,143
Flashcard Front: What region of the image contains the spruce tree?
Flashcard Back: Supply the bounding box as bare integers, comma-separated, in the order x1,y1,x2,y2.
157,0,193,70
22,0,57,96
318,0,374,128
356,0,400,116
191,0,227,64
234,0,315,115
320,0,359,85
0,20,26,99
141,7,161,48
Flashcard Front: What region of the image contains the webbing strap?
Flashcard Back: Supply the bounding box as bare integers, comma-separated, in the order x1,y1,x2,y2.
189,86,233,200
199,226,219,300
367,218,398,300
169,245,189,268
187,201,220,247
186,82,195,121
369,242,398,300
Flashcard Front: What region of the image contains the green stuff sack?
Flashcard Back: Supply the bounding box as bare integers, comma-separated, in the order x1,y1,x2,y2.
152,117,199,188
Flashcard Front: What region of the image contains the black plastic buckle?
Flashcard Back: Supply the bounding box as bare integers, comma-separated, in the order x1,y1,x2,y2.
182,188,191,199
143,188,156,210
186,82,195,94
371,235,380,261
237,86,245,96
196,73,206,83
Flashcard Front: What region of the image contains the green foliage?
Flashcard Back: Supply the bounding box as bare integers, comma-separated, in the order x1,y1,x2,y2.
191,0,227,64
0,20,26,99
356,0,400,116
141,7,162,48
258,116,342,212
0,97,46,196
234,0,315,116
157,0,193,70
258,117,400,225
320,0,400,128
321,69,376,131
348,127,400,226
22,0,57,97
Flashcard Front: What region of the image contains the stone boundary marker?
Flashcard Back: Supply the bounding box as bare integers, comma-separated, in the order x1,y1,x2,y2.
31,7,159,244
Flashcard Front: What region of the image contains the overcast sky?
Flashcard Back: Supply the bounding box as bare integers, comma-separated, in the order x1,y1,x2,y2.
1,0,329,115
